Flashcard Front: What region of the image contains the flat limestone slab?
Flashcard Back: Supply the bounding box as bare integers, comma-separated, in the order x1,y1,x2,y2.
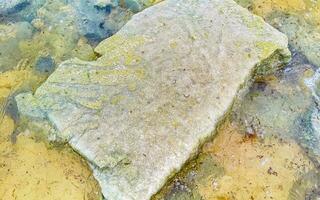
16,0,290,199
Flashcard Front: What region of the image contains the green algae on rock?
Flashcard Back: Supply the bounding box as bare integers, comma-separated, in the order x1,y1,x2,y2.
16,0,290,199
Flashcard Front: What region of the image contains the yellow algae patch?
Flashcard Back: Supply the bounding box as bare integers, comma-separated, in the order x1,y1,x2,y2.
0,63,45,98
0,71,29,99
150,0,163,4
303,0,320,25
251,0,306,16
144,0,164,6
110,95,125,105
241,0,320,25
0,69,30,88
95,35,145,66
89,68,146,84
71,37,96,61
241,14,265,31
0,116,101,200
255,41,280,59
198,120,314,200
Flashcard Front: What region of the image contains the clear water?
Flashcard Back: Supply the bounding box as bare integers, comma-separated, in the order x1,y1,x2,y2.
0,0,320,200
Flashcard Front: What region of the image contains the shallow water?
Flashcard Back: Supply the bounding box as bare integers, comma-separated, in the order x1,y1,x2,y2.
0,0,320,200
0,115,101,200
155,54,320,198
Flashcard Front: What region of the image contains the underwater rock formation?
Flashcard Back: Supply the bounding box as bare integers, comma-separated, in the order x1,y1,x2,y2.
233,51,314,140
273,15,320,70
0,0,46,22
0,0,30,15
0,22,33,72
0,0,159,73
16,0,290,199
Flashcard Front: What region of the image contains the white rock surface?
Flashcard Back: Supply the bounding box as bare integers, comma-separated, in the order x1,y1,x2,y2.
16,0,290,199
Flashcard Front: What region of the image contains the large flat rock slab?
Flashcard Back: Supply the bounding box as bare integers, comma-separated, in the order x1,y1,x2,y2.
16,0,290,199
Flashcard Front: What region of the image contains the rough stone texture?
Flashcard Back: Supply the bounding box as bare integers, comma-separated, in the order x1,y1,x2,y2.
16,0,290,199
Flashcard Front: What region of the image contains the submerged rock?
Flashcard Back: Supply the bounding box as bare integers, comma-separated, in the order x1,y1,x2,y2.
272,14,320,69
16,0,290,199
0,22,33,71
70,0,160,44
0,0,158,72
35,55,55,74
233,51,314,140
0,0,46,22
0,0,30,15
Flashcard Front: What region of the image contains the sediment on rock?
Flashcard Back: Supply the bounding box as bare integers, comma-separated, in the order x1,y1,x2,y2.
16,0,290,199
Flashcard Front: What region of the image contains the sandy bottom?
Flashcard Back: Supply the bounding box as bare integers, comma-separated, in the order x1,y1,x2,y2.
0,115,101,200
157,118,315,200
198,120,314,200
